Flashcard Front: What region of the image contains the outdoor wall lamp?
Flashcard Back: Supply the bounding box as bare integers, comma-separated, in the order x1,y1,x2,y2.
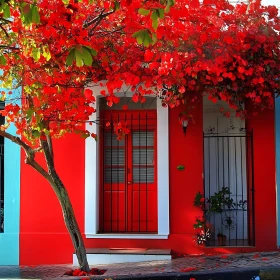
182,120,189,136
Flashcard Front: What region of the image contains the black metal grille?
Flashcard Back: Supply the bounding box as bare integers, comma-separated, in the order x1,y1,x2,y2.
99,111,157,233
203,131,255,247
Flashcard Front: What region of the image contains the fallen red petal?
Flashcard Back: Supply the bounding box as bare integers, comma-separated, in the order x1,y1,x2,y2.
64,268,106,276
180,267,197,272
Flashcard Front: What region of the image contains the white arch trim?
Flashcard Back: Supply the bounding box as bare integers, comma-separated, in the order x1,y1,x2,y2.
84,84,170,239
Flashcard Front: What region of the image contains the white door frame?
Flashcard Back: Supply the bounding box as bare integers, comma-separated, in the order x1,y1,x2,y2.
84,85,170,239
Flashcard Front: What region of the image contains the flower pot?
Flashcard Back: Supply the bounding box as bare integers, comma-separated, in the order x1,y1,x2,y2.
217,235,226,246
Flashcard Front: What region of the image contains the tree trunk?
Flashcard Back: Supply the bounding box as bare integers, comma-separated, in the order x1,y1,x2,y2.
48,175,90,272
39,138,90,272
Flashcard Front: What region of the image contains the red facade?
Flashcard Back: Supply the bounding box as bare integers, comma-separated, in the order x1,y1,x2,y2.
19,102,277,265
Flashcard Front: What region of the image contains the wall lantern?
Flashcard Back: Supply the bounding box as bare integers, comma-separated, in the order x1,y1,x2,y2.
179,112,189,136
182,120,189,136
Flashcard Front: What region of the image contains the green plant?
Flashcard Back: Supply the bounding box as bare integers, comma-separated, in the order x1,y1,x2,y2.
194,187,247,214
208,187,232,212
193,187,247,245
194,192,204,208
193,217,205,229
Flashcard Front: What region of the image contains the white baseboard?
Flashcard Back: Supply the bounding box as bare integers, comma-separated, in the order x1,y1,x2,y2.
73,253,171,265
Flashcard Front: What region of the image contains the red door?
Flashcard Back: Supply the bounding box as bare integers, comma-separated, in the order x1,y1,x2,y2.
99,110,157,233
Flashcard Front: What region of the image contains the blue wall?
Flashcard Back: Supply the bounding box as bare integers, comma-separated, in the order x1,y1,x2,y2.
0,108,21,265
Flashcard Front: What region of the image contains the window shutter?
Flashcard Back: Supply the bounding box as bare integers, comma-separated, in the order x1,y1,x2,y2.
132,131,155,183
104,132,125,183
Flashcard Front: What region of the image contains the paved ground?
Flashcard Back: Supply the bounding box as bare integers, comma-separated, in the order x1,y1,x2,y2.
1,251,280,279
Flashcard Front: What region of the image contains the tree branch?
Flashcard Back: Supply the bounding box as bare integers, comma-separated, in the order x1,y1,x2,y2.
40,138,55,174
46,134,54,161
0,130,50,179
0,45,19,50
84,6,117,35
0,130,33,153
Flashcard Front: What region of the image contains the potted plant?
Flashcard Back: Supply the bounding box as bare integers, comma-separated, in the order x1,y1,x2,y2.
217,231,226,246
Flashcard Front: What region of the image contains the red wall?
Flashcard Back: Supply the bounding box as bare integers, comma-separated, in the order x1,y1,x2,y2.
19,103,277,265
20,133,86,265
245,107,277,251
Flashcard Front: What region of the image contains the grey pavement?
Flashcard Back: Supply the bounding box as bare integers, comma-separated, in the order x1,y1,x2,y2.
0,251,280,279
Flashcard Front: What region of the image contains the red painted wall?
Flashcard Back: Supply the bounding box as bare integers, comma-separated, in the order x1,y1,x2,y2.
19,102,277,265
20,133,86,265
245,106,277,251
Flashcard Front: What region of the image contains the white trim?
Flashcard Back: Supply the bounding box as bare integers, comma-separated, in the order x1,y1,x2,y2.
73,253,171,265
85,234,169,239
85,84,169,239
157,99,169,235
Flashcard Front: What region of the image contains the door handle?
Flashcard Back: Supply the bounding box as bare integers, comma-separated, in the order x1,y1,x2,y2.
128,181,131,185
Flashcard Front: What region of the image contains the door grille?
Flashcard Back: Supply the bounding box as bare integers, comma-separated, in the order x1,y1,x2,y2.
203,131,255,246
99,111,157,233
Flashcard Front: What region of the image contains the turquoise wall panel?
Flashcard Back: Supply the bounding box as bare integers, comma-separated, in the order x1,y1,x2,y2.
0,100,20,264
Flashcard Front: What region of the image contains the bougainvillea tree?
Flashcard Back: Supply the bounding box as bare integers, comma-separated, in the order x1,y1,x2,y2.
0,0,279,272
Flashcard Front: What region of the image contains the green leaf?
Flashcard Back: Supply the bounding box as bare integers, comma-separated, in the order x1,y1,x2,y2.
32,48,41,62
152,33,157,45
168,0,175,6
32,130,40,138
75,49,84,67
26,108,34,122
138,8,150,16
165,0,175,13
62,0,70,4
31,6,40,24
132,30,153,46
165,5,170,13
36,114,42,123
132,30,144,44
156,8,164,19
81,47,93,66
143,33,153,47
0,55,6,66
0,0,5,9
83,46,97,57
80,133,90,139
42,46,51,61
114,0,120,11
151,11,159,29
3,5,10,18
66,48,75,66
